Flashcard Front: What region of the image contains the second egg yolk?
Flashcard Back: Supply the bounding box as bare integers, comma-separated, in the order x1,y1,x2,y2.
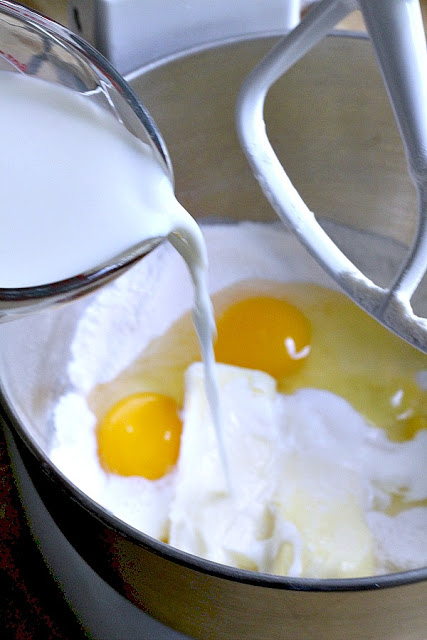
97,392,182,480
214,296,311,378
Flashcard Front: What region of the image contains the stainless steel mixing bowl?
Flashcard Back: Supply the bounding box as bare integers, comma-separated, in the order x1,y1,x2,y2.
1,29,426,640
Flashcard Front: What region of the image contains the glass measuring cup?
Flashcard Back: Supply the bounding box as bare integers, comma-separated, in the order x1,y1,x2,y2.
0,0,172,321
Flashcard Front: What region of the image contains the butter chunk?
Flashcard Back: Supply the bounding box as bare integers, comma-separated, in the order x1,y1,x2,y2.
273,388,376,578
168,362,284,570
274,455,375,578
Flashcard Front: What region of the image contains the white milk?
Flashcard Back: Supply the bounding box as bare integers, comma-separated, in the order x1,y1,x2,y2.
0,72,187,287
0,71,228,472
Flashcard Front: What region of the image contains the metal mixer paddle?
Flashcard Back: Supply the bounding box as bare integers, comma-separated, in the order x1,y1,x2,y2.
236,0,427,353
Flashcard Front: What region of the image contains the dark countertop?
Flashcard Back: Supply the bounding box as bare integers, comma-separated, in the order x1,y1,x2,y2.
0,423,88,639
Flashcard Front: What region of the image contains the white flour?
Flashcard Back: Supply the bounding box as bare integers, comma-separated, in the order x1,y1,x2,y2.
50,222,427,574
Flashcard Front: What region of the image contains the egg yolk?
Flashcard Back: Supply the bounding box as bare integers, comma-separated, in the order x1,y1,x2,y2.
97,392,182,479
400,413,427,441
214,296,311,378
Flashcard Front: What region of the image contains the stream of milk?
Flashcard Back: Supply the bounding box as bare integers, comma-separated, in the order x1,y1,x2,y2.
0,71,228,474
